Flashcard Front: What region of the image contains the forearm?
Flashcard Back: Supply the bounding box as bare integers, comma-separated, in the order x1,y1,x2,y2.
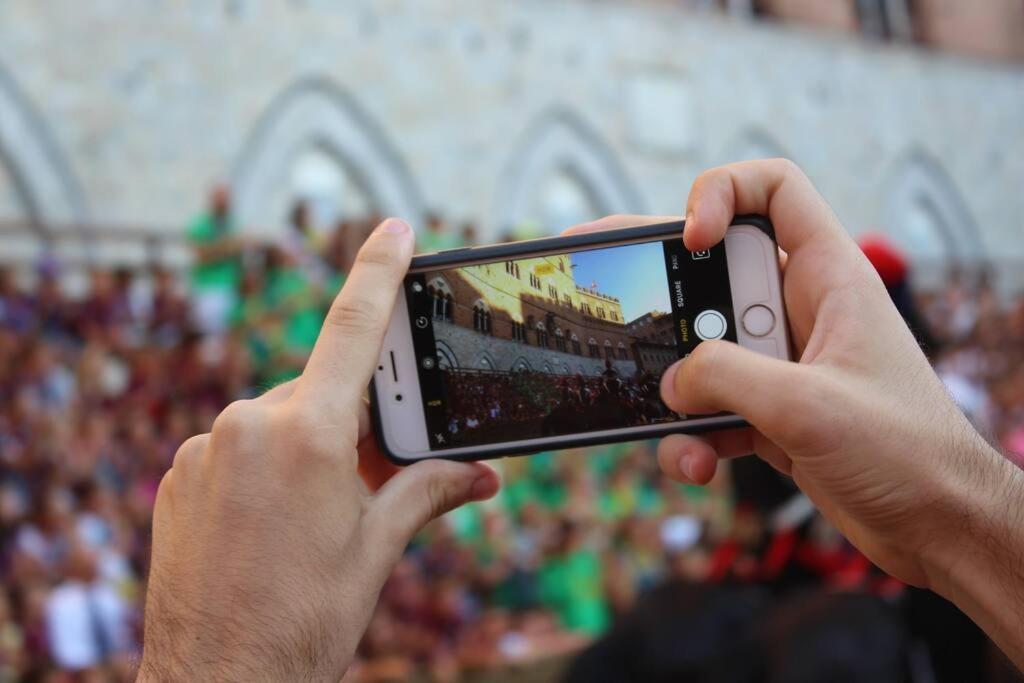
925,441,1024,670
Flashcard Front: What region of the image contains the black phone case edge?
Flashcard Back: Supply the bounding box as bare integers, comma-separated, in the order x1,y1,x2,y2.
370,215,774,465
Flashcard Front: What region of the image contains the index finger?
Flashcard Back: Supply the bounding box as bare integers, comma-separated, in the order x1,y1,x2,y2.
682,159,855,260
561,214,680,237
296,218,415,410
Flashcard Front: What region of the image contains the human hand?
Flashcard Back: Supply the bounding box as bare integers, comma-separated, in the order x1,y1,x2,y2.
563,160,1010,592
138,218,500,681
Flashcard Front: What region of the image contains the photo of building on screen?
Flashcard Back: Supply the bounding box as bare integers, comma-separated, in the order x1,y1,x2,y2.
425,243,681,444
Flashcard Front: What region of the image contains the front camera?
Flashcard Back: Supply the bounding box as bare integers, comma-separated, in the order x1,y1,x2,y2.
395,394,403,402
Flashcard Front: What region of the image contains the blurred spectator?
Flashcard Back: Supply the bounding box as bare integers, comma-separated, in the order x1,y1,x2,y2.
1,203,1022,680
860,233,940,355
283,199,331,287
418,212,462,253
187,185,243,334
44,545,133,672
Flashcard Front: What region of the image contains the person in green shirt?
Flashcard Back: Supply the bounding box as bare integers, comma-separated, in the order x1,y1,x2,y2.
257,246,326,383
187,185,243,334
416,212,462,253
538,520,610,635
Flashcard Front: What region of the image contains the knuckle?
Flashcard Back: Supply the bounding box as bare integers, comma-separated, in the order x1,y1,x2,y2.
355,239,401,270
773,157,803,179
271,402,351,463
425,473,462,520
681,341,723,394
211,399,264,450
691,168,714,190
153,468,177,508
325,296,382,335
171,434,208,471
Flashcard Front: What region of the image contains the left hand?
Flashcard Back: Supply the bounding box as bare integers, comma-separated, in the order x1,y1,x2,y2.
138,218,500,682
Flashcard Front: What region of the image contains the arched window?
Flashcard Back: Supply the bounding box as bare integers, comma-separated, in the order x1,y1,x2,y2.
555,328,567,352
543,363,553,374
571,333,582,355
604,339,614,361
617,341,629,361
511,319,527,344
472,300,492,335
535,321,549,348
434,341,458,370
428,278,454,322
588,337,599,357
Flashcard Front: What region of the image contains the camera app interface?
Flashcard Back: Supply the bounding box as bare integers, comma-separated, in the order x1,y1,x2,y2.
405,237,736,450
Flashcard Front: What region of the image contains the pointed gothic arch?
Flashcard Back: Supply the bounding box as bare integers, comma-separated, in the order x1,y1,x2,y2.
232,77,424,232
0,65,87,229
493,107,642,238
880,150,983,263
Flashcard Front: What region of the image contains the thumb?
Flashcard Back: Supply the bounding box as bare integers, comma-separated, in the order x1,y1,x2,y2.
363,460,499,557
661,339,813,440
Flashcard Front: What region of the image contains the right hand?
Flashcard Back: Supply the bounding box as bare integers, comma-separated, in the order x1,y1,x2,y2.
566,159,1006,590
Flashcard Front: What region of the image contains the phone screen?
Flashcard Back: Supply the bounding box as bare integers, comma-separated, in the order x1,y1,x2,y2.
403,236,736,450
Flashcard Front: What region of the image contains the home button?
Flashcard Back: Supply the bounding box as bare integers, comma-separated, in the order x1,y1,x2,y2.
742,305,775,337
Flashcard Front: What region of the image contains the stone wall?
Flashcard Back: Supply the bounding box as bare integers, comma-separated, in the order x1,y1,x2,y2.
0,1,1022,290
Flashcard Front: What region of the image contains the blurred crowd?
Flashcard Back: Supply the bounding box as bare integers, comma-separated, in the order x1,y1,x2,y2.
1,189,1022,682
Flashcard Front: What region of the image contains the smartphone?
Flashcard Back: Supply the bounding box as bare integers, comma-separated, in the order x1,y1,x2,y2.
371,216,789,463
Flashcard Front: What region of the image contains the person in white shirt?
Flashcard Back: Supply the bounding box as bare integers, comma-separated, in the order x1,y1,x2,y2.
45,545,132,671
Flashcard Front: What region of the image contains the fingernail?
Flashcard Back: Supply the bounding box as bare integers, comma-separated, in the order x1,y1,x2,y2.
679,451,694,481
378,218,411,234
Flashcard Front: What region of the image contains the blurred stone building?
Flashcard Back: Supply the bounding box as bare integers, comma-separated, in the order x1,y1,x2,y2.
1,0,1022,290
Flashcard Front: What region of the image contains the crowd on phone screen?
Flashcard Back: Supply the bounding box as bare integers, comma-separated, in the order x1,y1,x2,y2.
440,366,672,446
1,188,1023,682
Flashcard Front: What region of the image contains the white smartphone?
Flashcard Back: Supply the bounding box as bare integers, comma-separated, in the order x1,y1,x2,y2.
371,217,790,463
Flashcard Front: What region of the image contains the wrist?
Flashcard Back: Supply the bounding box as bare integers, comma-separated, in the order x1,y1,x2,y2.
920,437,1024,665
138,625,356,683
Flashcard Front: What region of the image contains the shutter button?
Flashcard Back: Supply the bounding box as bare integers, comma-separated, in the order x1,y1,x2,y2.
694,310,727,341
